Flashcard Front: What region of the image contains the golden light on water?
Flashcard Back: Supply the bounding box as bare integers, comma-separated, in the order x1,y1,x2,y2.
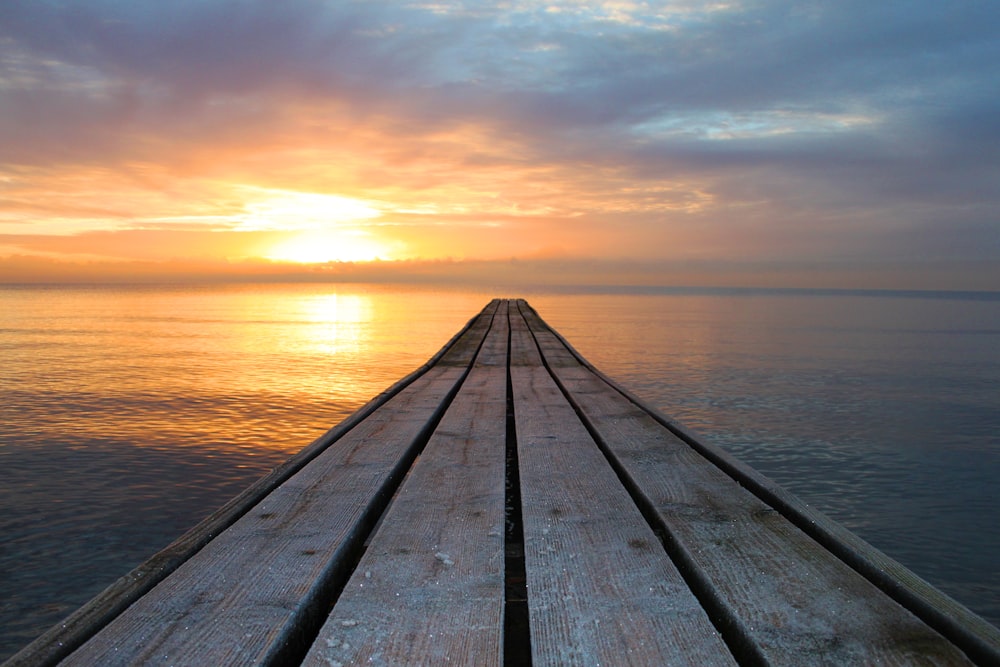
296,292,371,356
300,293,370,324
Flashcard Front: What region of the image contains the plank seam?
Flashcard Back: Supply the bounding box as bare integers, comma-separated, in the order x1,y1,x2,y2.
517,300,1000,666
4,300,501,667
515,300,763,666
503,303,533,666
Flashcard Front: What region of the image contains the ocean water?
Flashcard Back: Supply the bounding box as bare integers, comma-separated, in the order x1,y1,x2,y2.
2,283,998,658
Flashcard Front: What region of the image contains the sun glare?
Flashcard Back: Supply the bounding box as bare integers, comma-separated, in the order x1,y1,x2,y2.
240,189,382,229
234,188,398,263
266,229,392,263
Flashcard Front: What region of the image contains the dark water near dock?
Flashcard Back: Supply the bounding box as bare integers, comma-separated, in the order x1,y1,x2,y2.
2,283,999,658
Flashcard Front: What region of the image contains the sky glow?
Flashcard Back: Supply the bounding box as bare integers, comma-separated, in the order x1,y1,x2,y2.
1,1,998,287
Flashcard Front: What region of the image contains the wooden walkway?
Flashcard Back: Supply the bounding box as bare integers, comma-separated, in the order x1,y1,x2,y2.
9,299,1000,666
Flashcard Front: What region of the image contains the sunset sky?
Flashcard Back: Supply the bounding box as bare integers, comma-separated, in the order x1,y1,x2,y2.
1,1,998,288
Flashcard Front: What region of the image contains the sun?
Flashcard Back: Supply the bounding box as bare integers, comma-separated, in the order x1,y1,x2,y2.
236,188,397,263
266,228,391,263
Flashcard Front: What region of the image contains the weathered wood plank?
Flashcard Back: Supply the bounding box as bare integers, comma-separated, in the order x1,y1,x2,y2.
517,300,979,665
57,302,499,666
301,302,509,666
508,306,736,666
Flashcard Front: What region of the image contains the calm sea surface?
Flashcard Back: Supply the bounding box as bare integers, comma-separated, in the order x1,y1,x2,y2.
2,283,999,658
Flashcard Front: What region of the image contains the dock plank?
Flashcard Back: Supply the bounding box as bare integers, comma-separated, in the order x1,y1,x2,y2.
518,300,976,665
58,303,499,666
301,302,509,666
509,307,736,666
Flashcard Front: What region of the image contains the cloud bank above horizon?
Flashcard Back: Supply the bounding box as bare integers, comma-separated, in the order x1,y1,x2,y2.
1,0,998,287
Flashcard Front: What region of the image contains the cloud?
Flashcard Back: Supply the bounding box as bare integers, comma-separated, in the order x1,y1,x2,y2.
1,0,998,286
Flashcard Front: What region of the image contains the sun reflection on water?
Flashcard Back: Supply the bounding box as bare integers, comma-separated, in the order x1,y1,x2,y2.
297,293,371,356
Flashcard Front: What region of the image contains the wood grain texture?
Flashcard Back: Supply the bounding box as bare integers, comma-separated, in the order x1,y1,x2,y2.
654,400,1000,666
518,300,978,666
57,303,498,666
509,306,736,666
301,302,510,667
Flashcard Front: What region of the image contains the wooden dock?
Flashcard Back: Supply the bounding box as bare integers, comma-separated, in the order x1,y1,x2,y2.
9,299,1000,666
